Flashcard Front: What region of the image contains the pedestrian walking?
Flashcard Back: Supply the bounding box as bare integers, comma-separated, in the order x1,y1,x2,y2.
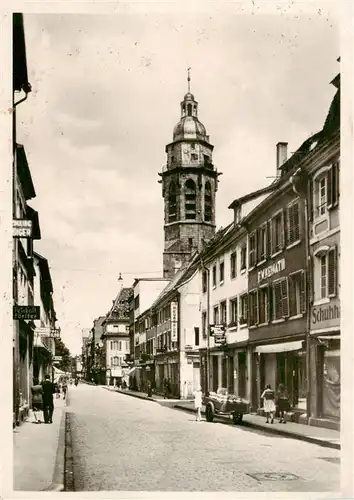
276,383,290,424
42,374,55,424
31,378,43,424
261,384,275,424
62,381,67,400
194,385,203,422
163,378,168,399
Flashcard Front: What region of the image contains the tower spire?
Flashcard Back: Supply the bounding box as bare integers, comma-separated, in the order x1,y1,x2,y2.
187,67,191,93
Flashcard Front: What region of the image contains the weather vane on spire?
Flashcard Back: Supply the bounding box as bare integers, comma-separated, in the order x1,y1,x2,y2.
187,67,191,93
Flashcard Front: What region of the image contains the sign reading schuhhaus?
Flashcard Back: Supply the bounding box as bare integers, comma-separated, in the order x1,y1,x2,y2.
311,297,340,331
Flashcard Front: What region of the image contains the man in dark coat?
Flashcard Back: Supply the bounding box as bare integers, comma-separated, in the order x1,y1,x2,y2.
42,374,55,424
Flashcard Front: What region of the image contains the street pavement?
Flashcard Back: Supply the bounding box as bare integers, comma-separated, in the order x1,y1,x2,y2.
69,384,340,492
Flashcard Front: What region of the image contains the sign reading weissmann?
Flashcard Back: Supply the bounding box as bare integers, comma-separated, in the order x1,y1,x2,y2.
171,302,178,342
257,258,285,283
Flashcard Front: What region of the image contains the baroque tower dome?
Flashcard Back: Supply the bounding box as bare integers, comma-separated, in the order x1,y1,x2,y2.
172,91,208,142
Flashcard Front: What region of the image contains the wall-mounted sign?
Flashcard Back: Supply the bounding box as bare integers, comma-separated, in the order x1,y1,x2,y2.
257,258,285,283
13,219,33,238
13,305,40,320
210,324,226,345
311,298,340,331
53,355,62,361
171,301,178,342
35,327,61,338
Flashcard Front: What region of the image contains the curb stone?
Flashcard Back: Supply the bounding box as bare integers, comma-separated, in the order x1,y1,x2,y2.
173,404,340,451
42,408,66,492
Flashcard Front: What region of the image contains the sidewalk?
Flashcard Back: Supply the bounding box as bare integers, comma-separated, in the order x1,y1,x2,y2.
13,395,67,491
103,386,183,404
174,401,340,450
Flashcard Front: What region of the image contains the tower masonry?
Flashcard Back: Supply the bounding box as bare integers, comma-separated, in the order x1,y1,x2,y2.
159,73,221,279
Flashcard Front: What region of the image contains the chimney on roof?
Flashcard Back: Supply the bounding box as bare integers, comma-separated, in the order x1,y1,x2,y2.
276,142,288,176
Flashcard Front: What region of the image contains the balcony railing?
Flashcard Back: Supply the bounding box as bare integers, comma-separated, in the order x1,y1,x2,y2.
161,161,215,173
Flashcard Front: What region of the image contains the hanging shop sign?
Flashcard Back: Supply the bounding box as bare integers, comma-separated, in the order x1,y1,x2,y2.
53,356,62,361
171,301,178,342
13,219,33,238
257,258,285,283
13,305,40,320
210,324,226,345
35,327,61,338
310,298,341,331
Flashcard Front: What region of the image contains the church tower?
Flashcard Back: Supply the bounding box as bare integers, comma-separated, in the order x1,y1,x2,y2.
159,71,220,279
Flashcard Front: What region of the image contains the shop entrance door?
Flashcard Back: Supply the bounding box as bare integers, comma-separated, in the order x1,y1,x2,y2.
222,357,227,389
238,352,246,398
228,356,234,393
212,356,218,392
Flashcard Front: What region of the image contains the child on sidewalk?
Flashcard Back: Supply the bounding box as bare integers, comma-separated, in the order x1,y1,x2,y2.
261,384,275,424
194,385,203,422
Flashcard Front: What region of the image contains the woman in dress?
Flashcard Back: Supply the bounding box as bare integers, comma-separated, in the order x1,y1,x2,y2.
31,378,43,424
261,384,276,424
276,383,289,423
194,385,203,422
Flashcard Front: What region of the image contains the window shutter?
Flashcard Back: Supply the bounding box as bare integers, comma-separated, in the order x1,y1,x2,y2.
300,271,306,313
308,179,314,222
254,291,259,325
274,281,282,319
327,168,333,208
267,220,272,257
281,278,289,317
328,247,338,296
333,162,340,207
289,275,296,317
283,209,288,247
268,284,273,321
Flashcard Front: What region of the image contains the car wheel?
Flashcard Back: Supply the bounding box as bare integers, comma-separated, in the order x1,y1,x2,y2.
233,412,243,425
206,404,215,422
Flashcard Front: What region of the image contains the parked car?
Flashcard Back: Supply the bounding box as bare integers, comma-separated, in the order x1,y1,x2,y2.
203,387,250,424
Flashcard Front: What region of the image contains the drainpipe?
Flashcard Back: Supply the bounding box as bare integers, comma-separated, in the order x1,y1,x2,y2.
200,257,210,395
290,167,311,424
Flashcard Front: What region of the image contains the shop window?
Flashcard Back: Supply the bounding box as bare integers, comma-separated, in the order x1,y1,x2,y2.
202,270,207,293
240,244,247,271
271,211,284,254
168,182,177,222
212,265,217,288
202,311,207,338
239,294,248,325
204,181,212,222
289,271,306,316
220,301,227,325
287,200,301,245
230,251,237,279
258,286,269,324
248,290,258,326
213,306,219,325
185,179,196,220
229,297,238,326
257,224,267,262
249,231,257,268
273,277,289,320
219,261,224,284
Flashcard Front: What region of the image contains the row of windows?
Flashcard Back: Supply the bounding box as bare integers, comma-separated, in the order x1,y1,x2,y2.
110,356,124,367
202,246,247,292
110,340,129,351
168,179,212,222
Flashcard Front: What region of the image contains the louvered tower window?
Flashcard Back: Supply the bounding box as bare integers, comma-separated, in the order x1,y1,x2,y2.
168,182,177,222
204,181,212,222
185,179,196,219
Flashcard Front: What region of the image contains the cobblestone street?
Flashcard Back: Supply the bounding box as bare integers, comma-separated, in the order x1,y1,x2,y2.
69,384,340,492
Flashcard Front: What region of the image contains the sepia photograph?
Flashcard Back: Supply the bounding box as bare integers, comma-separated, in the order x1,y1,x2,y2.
5,1,352,496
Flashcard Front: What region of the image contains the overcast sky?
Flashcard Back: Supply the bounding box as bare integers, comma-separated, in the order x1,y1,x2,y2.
17,4,338,355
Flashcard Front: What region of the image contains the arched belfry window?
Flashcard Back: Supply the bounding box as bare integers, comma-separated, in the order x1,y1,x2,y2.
205,181,212,222
187,103,192,116
168,182,177,222
185,179,196,220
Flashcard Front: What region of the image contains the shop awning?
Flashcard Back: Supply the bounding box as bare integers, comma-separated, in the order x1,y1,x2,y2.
255,340,304,354
316,335,340,340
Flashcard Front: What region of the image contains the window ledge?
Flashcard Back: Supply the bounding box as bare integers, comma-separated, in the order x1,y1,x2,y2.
228,326,238,332
257,259,266,267
271,250,283,259
286,240,301,250
249,325,257,330
240,268,246,275
212,285,216,290
258,321,268,327
239,324,248,329
272,318,285,324
289,313,304,321
248,265,255,272
219,281,224,286
313,298,331,306
314,213,328,224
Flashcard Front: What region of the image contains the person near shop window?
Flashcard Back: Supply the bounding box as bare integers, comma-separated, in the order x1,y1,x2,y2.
261,384,275,424
31,378,43,424
276,383,289,424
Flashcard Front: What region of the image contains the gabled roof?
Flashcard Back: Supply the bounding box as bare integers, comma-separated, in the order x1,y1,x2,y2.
16,144,36,200
13,13,31,93
105,287,133,322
